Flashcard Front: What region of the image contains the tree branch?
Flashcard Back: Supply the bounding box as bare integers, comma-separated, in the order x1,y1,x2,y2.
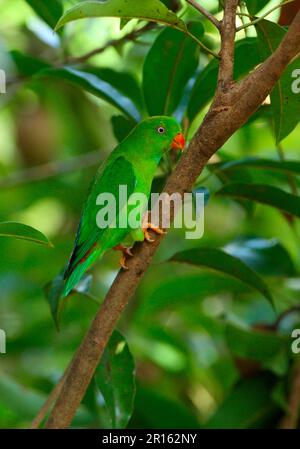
45,10,300,429
66,22,156,64
280,361,300,428
218,0,239,89
186,0,221,30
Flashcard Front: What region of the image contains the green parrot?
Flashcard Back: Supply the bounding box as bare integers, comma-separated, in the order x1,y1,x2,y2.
61,116,185,298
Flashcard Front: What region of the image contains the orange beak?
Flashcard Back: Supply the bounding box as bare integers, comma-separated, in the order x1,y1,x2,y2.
171,132,185,151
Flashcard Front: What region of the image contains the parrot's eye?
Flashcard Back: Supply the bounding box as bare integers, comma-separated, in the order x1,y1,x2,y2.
157,126,165,134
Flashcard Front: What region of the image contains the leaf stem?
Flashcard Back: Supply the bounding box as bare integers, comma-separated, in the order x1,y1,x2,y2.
186,29,220,58
186,0,221,30
236,0,297,32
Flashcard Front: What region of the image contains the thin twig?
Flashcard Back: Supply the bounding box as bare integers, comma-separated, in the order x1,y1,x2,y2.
44,10,300,428
66,22,156,64
280,361,300,428
186,29,220,58
236,0,297,31
186,0,221,29
68,15,220,63
238,4,250,37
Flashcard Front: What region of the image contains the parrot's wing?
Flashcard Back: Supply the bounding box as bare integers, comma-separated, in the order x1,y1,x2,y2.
64,155,137,279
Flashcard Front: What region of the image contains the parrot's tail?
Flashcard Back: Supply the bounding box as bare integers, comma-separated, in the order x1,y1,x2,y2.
45,247,104,328
62,247,103,298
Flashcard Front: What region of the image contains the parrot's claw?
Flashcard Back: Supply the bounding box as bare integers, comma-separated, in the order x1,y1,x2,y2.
113,244,134,269
142,223,166,242
125,247,134,257
120,254,129,270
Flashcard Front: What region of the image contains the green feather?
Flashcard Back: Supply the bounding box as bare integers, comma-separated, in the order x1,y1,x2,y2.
62,116,182,297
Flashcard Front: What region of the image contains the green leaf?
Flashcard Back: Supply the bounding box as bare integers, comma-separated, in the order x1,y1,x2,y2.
217,182,300,219
211,156,300,177
44,272,66,329
45,273,93,329
55,0,186,32
245,0,271,15
187,37,261,122
94,331,136,429
84,67,144,112
161,0,181,12
224,237,296,277
138,273,247,317
120,18,131,30
132,385,199,428
111,115,135,142
206,375,277,428
10,50,50,76
0,373,92,425
35,67,141,121
25,0,63,29
256,20,300,142
170,248,273,305
0,221,52,247
143,22,204,116
225,322,289,364
0,373,46,419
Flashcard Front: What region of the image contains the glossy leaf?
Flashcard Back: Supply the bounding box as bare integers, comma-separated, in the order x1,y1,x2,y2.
217,183,300,219
143,22,204,116
35,67,141,121
45,273,94,329
0,221,52,247
95,331,136,429
187,37,261,121
224,237,296,277
256,20,300,142
111,115,135,142
25,0,63,29
10,50,50,76
138,273,248,317
207,375,277,429
170,248,273,304
85,67,144,112
211,157,300,177
225,322,289,364
55,0,186,31
132,385,199,428
245,0,271,15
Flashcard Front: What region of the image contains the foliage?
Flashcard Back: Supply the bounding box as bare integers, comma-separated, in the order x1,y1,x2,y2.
0,0,300,429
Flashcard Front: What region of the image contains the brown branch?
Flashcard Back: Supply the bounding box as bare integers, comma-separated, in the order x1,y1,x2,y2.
67,22,156,65
186,0,221,29
45,10,300,429
280,361,300,428
218,0,239,89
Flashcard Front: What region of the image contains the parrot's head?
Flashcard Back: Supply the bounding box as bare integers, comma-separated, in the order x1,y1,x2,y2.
135,116,185,158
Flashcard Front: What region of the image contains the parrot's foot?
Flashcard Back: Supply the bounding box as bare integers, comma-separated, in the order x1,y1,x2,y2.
142,223,166,243
113,244,133,270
